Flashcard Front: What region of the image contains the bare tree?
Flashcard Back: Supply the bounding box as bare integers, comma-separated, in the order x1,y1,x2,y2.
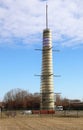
3,89,40,110
4,88,29,109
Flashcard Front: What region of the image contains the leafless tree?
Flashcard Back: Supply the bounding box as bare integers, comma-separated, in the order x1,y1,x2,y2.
3,88,40,110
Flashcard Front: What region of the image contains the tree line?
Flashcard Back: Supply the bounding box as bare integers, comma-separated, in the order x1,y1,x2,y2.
3,88,40,110
1,88,83,110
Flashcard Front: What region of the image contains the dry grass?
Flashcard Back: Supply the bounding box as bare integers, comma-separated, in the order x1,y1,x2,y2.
0,114,83,130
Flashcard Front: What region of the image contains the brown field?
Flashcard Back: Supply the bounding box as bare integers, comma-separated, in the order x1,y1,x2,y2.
0,114,83,130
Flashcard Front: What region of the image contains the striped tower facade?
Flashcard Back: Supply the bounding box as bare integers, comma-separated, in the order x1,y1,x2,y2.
40,28,55,110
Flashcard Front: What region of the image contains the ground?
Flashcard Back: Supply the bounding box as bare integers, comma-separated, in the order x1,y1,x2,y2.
0,115,83,130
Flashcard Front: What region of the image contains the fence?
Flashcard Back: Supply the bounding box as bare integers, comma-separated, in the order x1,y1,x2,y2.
0,110,83,118
55,110,83,117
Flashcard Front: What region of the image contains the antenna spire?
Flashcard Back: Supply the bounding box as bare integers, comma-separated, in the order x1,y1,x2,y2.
46,4,48,29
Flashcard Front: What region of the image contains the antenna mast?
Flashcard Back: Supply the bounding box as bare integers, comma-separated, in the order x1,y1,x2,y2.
46,4,48,29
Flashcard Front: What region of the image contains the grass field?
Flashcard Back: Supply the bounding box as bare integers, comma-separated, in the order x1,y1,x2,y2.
0,114,83,130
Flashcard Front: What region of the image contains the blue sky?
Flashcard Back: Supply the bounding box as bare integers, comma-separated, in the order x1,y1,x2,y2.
0,0,83,101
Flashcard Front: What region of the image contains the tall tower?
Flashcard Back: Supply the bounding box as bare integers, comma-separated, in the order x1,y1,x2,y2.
40,4,55,110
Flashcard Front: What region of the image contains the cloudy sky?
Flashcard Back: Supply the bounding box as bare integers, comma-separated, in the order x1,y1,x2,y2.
0,0,83,100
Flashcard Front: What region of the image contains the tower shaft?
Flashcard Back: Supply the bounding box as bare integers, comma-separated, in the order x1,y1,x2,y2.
40,29,55,110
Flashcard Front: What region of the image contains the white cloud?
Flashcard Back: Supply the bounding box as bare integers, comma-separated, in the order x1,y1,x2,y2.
0,0,83,48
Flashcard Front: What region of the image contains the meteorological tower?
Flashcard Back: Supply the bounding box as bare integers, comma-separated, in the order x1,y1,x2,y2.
40,4,55,110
